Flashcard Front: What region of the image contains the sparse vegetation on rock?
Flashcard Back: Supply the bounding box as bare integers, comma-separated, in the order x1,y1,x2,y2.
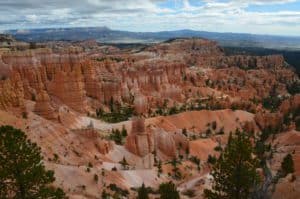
158,181,180,199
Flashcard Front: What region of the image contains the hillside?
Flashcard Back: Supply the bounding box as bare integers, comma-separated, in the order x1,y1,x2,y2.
5,27,300,50
0,37,300,198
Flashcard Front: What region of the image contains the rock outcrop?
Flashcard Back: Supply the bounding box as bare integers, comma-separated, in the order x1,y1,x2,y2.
34,90,56,120
1,38,296,120
125,116,189,159
125,117,154,157
0,73,24,111
153,129,188,158
2,36,300,199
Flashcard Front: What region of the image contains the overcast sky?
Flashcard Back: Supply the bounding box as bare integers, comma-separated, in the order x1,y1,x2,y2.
0,0,300,36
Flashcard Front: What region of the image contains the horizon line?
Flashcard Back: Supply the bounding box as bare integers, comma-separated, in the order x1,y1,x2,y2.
3,26,300,39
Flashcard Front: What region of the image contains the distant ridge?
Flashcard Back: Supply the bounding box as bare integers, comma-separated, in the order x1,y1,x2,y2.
5,27,300,50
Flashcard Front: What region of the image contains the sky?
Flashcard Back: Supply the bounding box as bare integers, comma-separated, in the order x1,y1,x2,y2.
0,0,300,36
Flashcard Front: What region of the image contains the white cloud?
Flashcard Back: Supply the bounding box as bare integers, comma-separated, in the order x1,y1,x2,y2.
0,0,299,36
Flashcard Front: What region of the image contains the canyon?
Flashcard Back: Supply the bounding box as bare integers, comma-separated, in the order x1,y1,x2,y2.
0,36,299,198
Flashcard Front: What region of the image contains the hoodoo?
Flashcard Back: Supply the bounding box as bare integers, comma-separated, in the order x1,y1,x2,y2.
0,35,299,198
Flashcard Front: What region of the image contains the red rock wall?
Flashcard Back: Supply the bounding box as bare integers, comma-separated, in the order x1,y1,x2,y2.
0,39,296,120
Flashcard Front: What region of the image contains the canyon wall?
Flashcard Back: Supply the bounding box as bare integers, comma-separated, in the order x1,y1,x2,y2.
0,38,295,120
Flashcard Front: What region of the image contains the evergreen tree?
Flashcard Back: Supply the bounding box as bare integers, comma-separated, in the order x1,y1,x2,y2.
121,126,127,137
158,181,180,199
190,156,200,172
101,190,110,199
94,174,98,183
185,147,190,158
0,125,66,199
110,129,123,145
137,183,149,199
281,154,294,176
204,129,260,199
109,96,114,112
182,128,187,137
157,160,163,177
207,155,217,165
171,158,181,180
119,157,129,170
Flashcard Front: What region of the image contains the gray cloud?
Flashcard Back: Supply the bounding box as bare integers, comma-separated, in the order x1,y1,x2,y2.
0,0,299,36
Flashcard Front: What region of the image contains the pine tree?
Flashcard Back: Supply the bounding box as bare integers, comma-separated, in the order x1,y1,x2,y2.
157,160,163,177
0,125,66,199
158,181,180,199
281,153,294,176
101,190,110,199
109,96,114,112
137,183,149,199
182,128,187,137
204,129,260,199
121,125,127,137
119,157,129,170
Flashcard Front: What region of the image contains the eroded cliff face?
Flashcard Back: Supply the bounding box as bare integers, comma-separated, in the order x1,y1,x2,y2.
1,38,300,199
0,49,88,115
125,116,189,159
0,47,185,118
125,117,153,157
0,38,296,121
0,72,24,111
